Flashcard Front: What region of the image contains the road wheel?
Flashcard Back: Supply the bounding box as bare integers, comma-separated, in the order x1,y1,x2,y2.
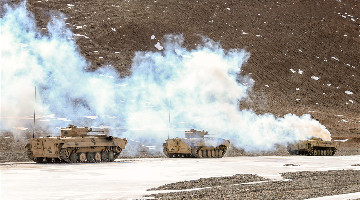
79,153,87,162
87,152,95,163
70,152,78,163
218,150,223,158
94,152,101,162
203,150,207,158
108,151,115,162
101,151,109,162
197,150,202,158
220,147,227,157
34,157,45,163
60,148,71,162
202,150,206,158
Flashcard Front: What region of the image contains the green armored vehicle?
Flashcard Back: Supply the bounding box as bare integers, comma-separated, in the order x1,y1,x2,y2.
163,129,230,158
287,137,337,156
26,125,127,163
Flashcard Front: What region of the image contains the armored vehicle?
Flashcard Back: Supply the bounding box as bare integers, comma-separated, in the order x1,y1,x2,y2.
26,125,127,163
163,129,230,158
287,137,337,156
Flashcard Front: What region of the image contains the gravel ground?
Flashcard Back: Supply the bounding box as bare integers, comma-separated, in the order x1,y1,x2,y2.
148,174,267,191
147,170,360,200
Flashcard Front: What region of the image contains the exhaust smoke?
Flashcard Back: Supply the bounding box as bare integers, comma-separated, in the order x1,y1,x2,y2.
0,2,331,152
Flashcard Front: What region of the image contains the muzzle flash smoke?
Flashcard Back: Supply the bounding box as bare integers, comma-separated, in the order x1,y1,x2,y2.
0,2,331,152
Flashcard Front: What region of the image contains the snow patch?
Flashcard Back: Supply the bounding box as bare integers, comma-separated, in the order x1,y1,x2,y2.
74,34,89,39
345,91,353,95
331,57,339,61
311,76,320,80
154,42,163,50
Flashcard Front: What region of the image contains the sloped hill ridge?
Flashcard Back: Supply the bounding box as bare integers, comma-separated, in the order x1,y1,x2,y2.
3,0,359,138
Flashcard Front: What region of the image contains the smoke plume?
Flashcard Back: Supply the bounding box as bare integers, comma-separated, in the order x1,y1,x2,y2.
0,2,331,152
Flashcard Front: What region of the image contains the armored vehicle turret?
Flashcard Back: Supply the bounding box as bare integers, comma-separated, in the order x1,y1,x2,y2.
287,137,337,156
26,125,127,163
163,129,230,158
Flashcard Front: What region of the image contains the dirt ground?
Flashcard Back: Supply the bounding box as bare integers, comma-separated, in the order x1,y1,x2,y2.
147,170,360,199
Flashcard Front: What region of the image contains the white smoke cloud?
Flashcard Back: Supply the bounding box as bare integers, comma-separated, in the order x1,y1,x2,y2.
0,2,331,152
120,35,331,151
1,2,124,132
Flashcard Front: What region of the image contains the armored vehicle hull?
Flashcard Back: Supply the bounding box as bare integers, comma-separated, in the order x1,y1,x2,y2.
287,137,337,156
163,129,230,158
26,125,127,163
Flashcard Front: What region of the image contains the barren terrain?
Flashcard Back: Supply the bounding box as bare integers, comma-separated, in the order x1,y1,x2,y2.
1,156,360,200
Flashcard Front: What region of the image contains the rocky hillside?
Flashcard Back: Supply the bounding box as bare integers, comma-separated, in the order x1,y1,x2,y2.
3,0,360,138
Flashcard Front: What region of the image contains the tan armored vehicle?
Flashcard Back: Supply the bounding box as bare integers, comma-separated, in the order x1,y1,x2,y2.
26,125,127,163
287,137,337,156
163,129,230,158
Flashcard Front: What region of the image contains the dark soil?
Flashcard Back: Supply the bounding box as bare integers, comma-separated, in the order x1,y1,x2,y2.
147,174,267,191
147,170,360,199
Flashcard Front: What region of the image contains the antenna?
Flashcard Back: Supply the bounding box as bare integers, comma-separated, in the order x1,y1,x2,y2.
168,100,171,140
33,86,36,138
168,111,170,139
